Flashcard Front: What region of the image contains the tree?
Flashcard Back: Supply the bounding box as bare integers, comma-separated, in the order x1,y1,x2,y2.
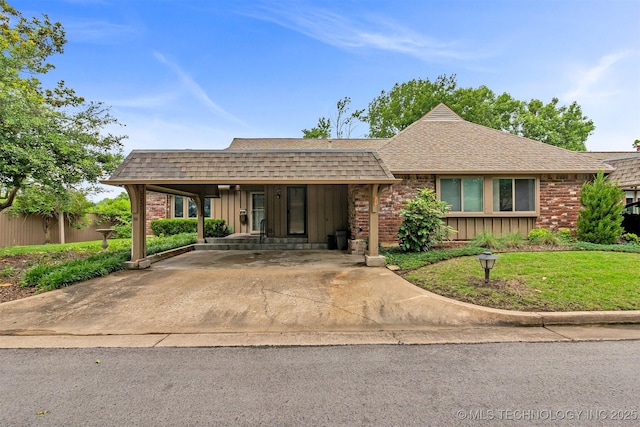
343,74,593,150
302,97,364,139
633,139,639,150
0,1,125,212
7,185,93,243
397,188,456,252
93,192,132,238
576,171,625,244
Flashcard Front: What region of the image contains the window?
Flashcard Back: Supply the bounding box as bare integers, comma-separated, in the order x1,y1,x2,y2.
173,196,211,218
440,178,483,212
493,178,535,212
251,193,265,233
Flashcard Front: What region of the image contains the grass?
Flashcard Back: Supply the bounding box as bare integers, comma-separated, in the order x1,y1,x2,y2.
10,233,197,292
0,239,131,256
401,250,640,311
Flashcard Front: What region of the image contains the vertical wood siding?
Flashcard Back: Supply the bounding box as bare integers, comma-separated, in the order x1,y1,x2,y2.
445,217,537,240
0,213,111,247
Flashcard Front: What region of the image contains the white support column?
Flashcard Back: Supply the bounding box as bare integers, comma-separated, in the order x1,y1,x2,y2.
124,184,149,269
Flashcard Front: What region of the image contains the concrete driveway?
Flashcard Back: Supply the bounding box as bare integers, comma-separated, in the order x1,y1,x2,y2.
0,250,532,336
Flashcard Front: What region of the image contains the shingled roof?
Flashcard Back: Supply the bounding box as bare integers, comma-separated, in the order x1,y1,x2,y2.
377,104,612,174
603,155,640,188
228,138,388,150
104,149,398,188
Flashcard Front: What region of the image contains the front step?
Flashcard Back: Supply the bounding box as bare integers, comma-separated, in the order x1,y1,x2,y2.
194,242,329,251
197,235,329,250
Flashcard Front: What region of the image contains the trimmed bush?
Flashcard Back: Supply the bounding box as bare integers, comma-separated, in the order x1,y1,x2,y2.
150,219,228,237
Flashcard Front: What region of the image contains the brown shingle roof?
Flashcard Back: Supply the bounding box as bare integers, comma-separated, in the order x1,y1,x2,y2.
605,156,640,188
228,138,388,150
583,151,640,160
377,103,613,174
104,149,398,184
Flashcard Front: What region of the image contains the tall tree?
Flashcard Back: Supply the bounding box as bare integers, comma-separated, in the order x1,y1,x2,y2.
318,74,594,151
302,97,364,139
0,1,125,212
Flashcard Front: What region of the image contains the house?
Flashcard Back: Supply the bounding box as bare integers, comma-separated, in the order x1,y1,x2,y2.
103,104,612,268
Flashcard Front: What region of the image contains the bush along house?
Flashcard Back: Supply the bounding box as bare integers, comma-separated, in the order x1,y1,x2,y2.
103,103,614,268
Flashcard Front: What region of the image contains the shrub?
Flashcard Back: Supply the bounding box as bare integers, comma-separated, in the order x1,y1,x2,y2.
150,219,228,237
621,233,639,245
556,228,574,243
527,228,560,246
469,231,504,250
501,231,526,249
397,189,456,252
576,171,624,244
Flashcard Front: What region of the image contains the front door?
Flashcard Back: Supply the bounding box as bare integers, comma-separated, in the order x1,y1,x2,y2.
287,186,306,235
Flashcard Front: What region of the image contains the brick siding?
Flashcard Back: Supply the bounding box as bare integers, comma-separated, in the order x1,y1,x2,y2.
146,191,171,235
535,173,590,232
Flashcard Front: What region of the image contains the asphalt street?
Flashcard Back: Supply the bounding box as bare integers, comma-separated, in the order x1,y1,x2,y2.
1,341,639,426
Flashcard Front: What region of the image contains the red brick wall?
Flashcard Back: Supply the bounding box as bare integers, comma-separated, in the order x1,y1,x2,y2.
348,175,436,244
536,173,591,232
146,191,170,235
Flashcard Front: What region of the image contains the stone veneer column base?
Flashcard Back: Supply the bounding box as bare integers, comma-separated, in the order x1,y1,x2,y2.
364,255,386,267
124,259,151,270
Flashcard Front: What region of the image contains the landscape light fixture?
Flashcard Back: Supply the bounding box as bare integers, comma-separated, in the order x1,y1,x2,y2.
476,251,498,284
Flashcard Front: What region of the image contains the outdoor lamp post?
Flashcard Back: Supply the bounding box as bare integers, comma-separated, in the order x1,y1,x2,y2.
476,251,498,283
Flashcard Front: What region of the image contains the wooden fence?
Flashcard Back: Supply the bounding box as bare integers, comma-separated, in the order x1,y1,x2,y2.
0,212,112,247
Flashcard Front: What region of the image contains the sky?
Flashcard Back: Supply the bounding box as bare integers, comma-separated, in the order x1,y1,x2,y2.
15,0,640,199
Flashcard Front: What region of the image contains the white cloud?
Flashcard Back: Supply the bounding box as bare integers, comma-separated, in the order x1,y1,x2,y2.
562,51,632,101
153,52,246,126
246,2,485,62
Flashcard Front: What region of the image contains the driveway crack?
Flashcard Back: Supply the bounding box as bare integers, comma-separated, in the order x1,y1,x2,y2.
260,287,381,325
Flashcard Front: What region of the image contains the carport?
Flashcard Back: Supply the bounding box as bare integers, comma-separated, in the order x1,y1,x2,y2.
102,149,399,268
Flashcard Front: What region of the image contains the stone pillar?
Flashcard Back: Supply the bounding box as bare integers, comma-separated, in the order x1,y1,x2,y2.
124,184,149,269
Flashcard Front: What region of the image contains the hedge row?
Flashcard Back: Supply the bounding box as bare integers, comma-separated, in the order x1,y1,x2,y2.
150,219,229,237
21,233,197,292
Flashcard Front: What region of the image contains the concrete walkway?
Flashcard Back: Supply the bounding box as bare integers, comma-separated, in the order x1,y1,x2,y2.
1,250,639,348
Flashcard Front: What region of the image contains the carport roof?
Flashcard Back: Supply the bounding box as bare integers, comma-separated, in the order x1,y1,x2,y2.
102,149,399,189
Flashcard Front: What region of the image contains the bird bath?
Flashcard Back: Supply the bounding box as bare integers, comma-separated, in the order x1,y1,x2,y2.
96,229,116,251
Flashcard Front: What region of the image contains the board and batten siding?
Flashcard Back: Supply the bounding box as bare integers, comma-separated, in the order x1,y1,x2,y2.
265,184,348,242
0,213,112,247
445,217,537,240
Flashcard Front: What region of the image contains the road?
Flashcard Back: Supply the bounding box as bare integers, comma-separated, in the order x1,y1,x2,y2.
1,341,639,426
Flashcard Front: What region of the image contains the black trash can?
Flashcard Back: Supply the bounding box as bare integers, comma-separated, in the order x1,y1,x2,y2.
327,234,337,250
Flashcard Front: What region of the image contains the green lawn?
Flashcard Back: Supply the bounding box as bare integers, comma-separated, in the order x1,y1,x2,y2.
0,239,131,256
402,251,640,311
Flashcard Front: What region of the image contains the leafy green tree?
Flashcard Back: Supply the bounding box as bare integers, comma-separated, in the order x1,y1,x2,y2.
397,188,456,252
302,97,364,139
633,139,639,150
353,74,593,150
576,171,625,244
0,1,125,212
7,185,93,243
93,192,132,238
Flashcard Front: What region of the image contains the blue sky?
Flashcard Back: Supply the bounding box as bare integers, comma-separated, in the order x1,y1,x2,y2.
16,0,640,197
